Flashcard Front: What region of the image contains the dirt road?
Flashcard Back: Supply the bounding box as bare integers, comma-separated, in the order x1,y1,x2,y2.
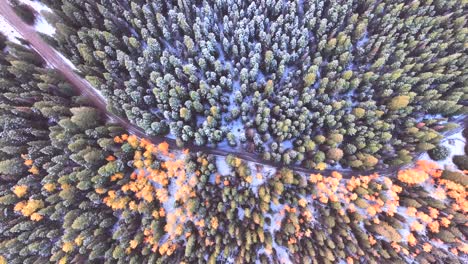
0,1,465,178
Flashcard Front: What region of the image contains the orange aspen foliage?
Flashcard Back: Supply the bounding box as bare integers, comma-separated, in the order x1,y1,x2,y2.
427,221,440,233
367,206,377,216
428,207,439,219
127,135,139,148
309,173,323,183
397,168,428,185
12,185,28,198
30,212,43,221
450,248,458,255
129,240,138,249
62,241,74,253
459,243,468,254
407,233,417,246
210,217,219,230
24,159,33,166
411,221,424,232
157,142,169,156
74,236,84,246
15,199,44,216
422,243,432,252
406,207,417,217
433,187,447,200
28,166,39,175
315,162,327,170
43,183,56,192
318,195,328,204
440,217,451,227
114,136,123,143
298,198,307,207
245,175,253,183
416,212,432,224
106,155,116,161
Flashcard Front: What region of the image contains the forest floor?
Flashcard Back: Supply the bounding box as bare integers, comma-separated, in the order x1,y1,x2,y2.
0,0,465,178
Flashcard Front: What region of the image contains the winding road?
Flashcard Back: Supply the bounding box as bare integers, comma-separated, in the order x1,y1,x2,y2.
0,1,465,178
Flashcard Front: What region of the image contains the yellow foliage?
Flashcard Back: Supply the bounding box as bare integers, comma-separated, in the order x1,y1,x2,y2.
62,241,74,253
211,217,219,230
129,240,138,249
397,168,428,185
95,188,106,194
30,212,43,221
58,256,67,264
157,142,169,156
28,166,39,175
74,236,84,246
44,183,56,192
245,175,252,184
427,221,440,233
411,221,424,232
127,135,139,148
407,233,417,246
15,199,44,216
406,207,417,217
315,162,327,170
298,198,307,207
13,185,28,198
422,243,432,252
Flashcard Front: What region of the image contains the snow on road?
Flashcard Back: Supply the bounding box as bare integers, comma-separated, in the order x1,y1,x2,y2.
0,16,22,43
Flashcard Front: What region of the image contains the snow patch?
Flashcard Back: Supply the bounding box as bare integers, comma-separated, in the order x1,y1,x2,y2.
420,131,465,170
216,157,232,176
272,241,292,264
18,0,52,13
0,16,22,43
34,15,55,36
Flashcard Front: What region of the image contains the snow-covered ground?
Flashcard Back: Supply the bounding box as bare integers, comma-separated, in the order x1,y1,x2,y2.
0,16,22,43
419,131,465,170
216,158,232,176
35,15,55,36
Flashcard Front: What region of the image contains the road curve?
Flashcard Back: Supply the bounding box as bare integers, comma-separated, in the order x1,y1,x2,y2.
0,1,465,178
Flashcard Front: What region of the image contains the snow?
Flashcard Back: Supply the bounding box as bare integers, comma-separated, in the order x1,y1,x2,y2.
18,0,52,13
281,140,293,150
248,163,276,194
229,118,244,139
216,157,232,176
356,33,369,47
0,16,22,43
237,207,244,220
272,241,292,264
265,202,285,233
419,131,465,170
260,196,291,263
34,15,55,36
162,180,177,216
16,0,55,36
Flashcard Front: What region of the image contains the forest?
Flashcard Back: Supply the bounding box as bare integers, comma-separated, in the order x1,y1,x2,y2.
37,0,467,170
0,0,467,263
